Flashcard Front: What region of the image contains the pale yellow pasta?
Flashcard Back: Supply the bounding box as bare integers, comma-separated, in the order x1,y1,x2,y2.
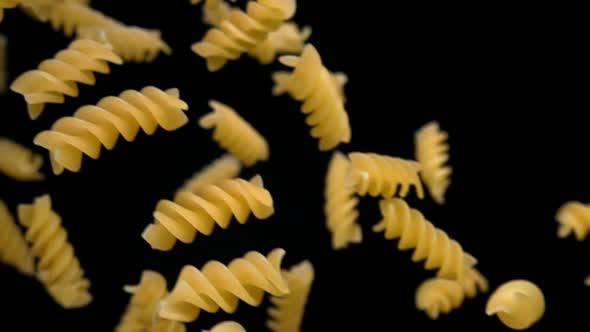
195,0,233,26
0,199,34,276
324,152,361,250
415,121,451,204
555,201,590,241
176,154,242,196
33,86,189,174
0,0,17,22
0,137,44,181
143,175,273,251
159,248,289,323
266,260,314,332
486,280,545,330
272,44,351,151
248,22,311,64
206,321,246,332
17,194,92,308
199,100,269,167
0,33,6,94
10,38,122,119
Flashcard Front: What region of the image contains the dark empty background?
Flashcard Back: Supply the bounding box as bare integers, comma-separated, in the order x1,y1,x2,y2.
0,1,584,331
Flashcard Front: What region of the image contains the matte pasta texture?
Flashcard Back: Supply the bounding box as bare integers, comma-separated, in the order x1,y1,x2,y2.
415,121,451,204
248,22,311,64
142,175,273,251
199,100,269,167
208,321,246,332
555,201,590,241
266,260,314,332
195,0,233,26
0,199,34,276
272,44,351,151
158,248,290,323
17,194,92,308
486,280,545,330
33,86,189,174
10,38,122,120
0,137,44,181
176,154,242,195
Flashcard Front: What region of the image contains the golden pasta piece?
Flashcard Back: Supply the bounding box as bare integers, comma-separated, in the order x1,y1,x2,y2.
33,86,189,175
0,33,6,94
176,154,242,195
348,152,424,199
324,152,361,250
196,0,234,27
415,121,451,204
191,0,296,71
0,137,44,181
555,201,590,241
17,194,92,308
272,44,351,151
374,198,476,281
199,100,269,167
0,0,17,22
266,260,314,332
486,280,545,330
0,199,35,276
248,22,311,64
142,175,273,251
159,248,290,323
10,38,122,120
207,321,246,332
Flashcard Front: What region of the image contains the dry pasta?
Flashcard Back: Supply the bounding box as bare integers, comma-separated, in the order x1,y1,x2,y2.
0,199,34,276
176,154,242,196
486,280,545,330
555,201,590,241
207,321,246,332
415,121,451,204
0,137,44,181
33,86,189,174
248,22,311,65
158,248,289,323
194,0,234,27
17,194,92,308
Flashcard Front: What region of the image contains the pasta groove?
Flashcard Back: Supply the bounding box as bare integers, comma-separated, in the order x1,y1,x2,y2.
415,121,451,204
0,137,44,181
486,280,545,330
0,199,34,276
555,201,590,241
208,321,246,332
33,86,189,174
176,154,242,196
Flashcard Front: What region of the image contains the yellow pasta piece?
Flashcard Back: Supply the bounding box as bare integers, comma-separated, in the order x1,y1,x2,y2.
324,152,361,250
176,154,242,195
0,199,34,276
207,321,246,332
199,100,269,167
348,152,424,199
0,33,6,94
272,44,351,151
415,121,451,204
266,260,314,332
486,280,545,330
159,248,290,323
33,86,189,175
17,194,92,308
196,0,234,26
374,198,476,281
0,137,44,181
248,22,311,64
555,201,590,241
0,0,17,22
143,175,273,251
191,0,296,71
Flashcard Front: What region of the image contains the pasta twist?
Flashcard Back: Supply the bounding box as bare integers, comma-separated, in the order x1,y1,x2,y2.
207,321,246,332
199,100,269,167
348,152,424,199
195,0,234,27
248,22,311,64
176,154,242,196
158,248,290,323
33,86,189,174
486,280,545,330
374,198,476,281
272,44,351,151
324,152,361,250
17,194,92,308
142,175,274,251
0,137,44,181
191,0,296,71
0,0,17,22
0,199,34,276
415,121,451,204
266,260,314,332
10,38,123,120
555,201,590,241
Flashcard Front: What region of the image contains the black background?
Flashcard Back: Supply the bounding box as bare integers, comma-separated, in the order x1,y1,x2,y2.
0,1,585,331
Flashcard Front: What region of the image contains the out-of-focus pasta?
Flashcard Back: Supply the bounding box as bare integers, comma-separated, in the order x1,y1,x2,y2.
0,199,34,276
0,137,44,181
415,121,451,204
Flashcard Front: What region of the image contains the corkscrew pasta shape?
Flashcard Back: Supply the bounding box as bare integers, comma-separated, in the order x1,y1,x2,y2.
33,86,189,174
194,0,234,27
10,38,122,120
0,137,44,181
158,248,290,323
207,321,246,332
248,22,311,64
17,194,92,308
176,154,242,196
555,201,590,241
415,121,451,204
486,280,545,330
0,199,34,276
142,175,273,251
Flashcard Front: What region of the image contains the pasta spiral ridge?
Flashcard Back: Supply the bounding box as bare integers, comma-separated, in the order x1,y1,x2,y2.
555,201,590,241
0,199,34,276
0,137,44,181
248,22,311,64
415,121,451,204
158,248,290,323
17,194,92,308
486,280,545,330
208,321,247,332
176,154,242,196
33,86,189,175
10,38,123,120
142,175,274,251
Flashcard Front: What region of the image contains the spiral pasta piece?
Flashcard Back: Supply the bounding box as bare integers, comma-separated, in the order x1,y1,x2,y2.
486,280,545,330
159,248,290,323
199,100,269,167
142,175,273,251
555,201,590,241
191,0,296,71
207,321,246,332
17,194,92,308
415,121,451,204
195,0,234,26
33,86,189,174
374,198,476,281
248,22,311,64
176,154,242,195
324,152,361,250
266,260,314,332
10,38,122,120
0,199,34,276
0,137,44,181
272,44,351,151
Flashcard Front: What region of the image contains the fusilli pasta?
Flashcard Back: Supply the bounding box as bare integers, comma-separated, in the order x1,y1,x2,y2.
248,22,311,64
555,201,590,241
176,154,242,196
0,199,34,275
0,137,44,181
486,280,545,330
415,121,451,204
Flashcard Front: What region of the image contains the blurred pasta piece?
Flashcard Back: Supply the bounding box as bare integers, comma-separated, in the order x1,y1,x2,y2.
0,137,44,181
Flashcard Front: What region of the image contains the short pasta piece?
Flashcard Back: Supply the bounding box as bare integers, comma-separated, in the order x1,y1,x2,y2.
555,201,590,241
0,199,34,276
0,137,44,181
486,280,545,330
207,321,246,332
415,121,451,204
176,154,242,196
248,22,311,65
195,0,234,27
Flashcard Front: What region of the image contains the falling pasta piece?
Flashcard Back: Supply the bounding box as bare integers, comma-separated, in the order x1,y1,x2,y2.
415,121,452,204
555,201,590,241
486,280,545,330
0,199,34,276
206,321,246,332
195,0,234,26
248,22,311,64
0,137,44,181
176,154,242,195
